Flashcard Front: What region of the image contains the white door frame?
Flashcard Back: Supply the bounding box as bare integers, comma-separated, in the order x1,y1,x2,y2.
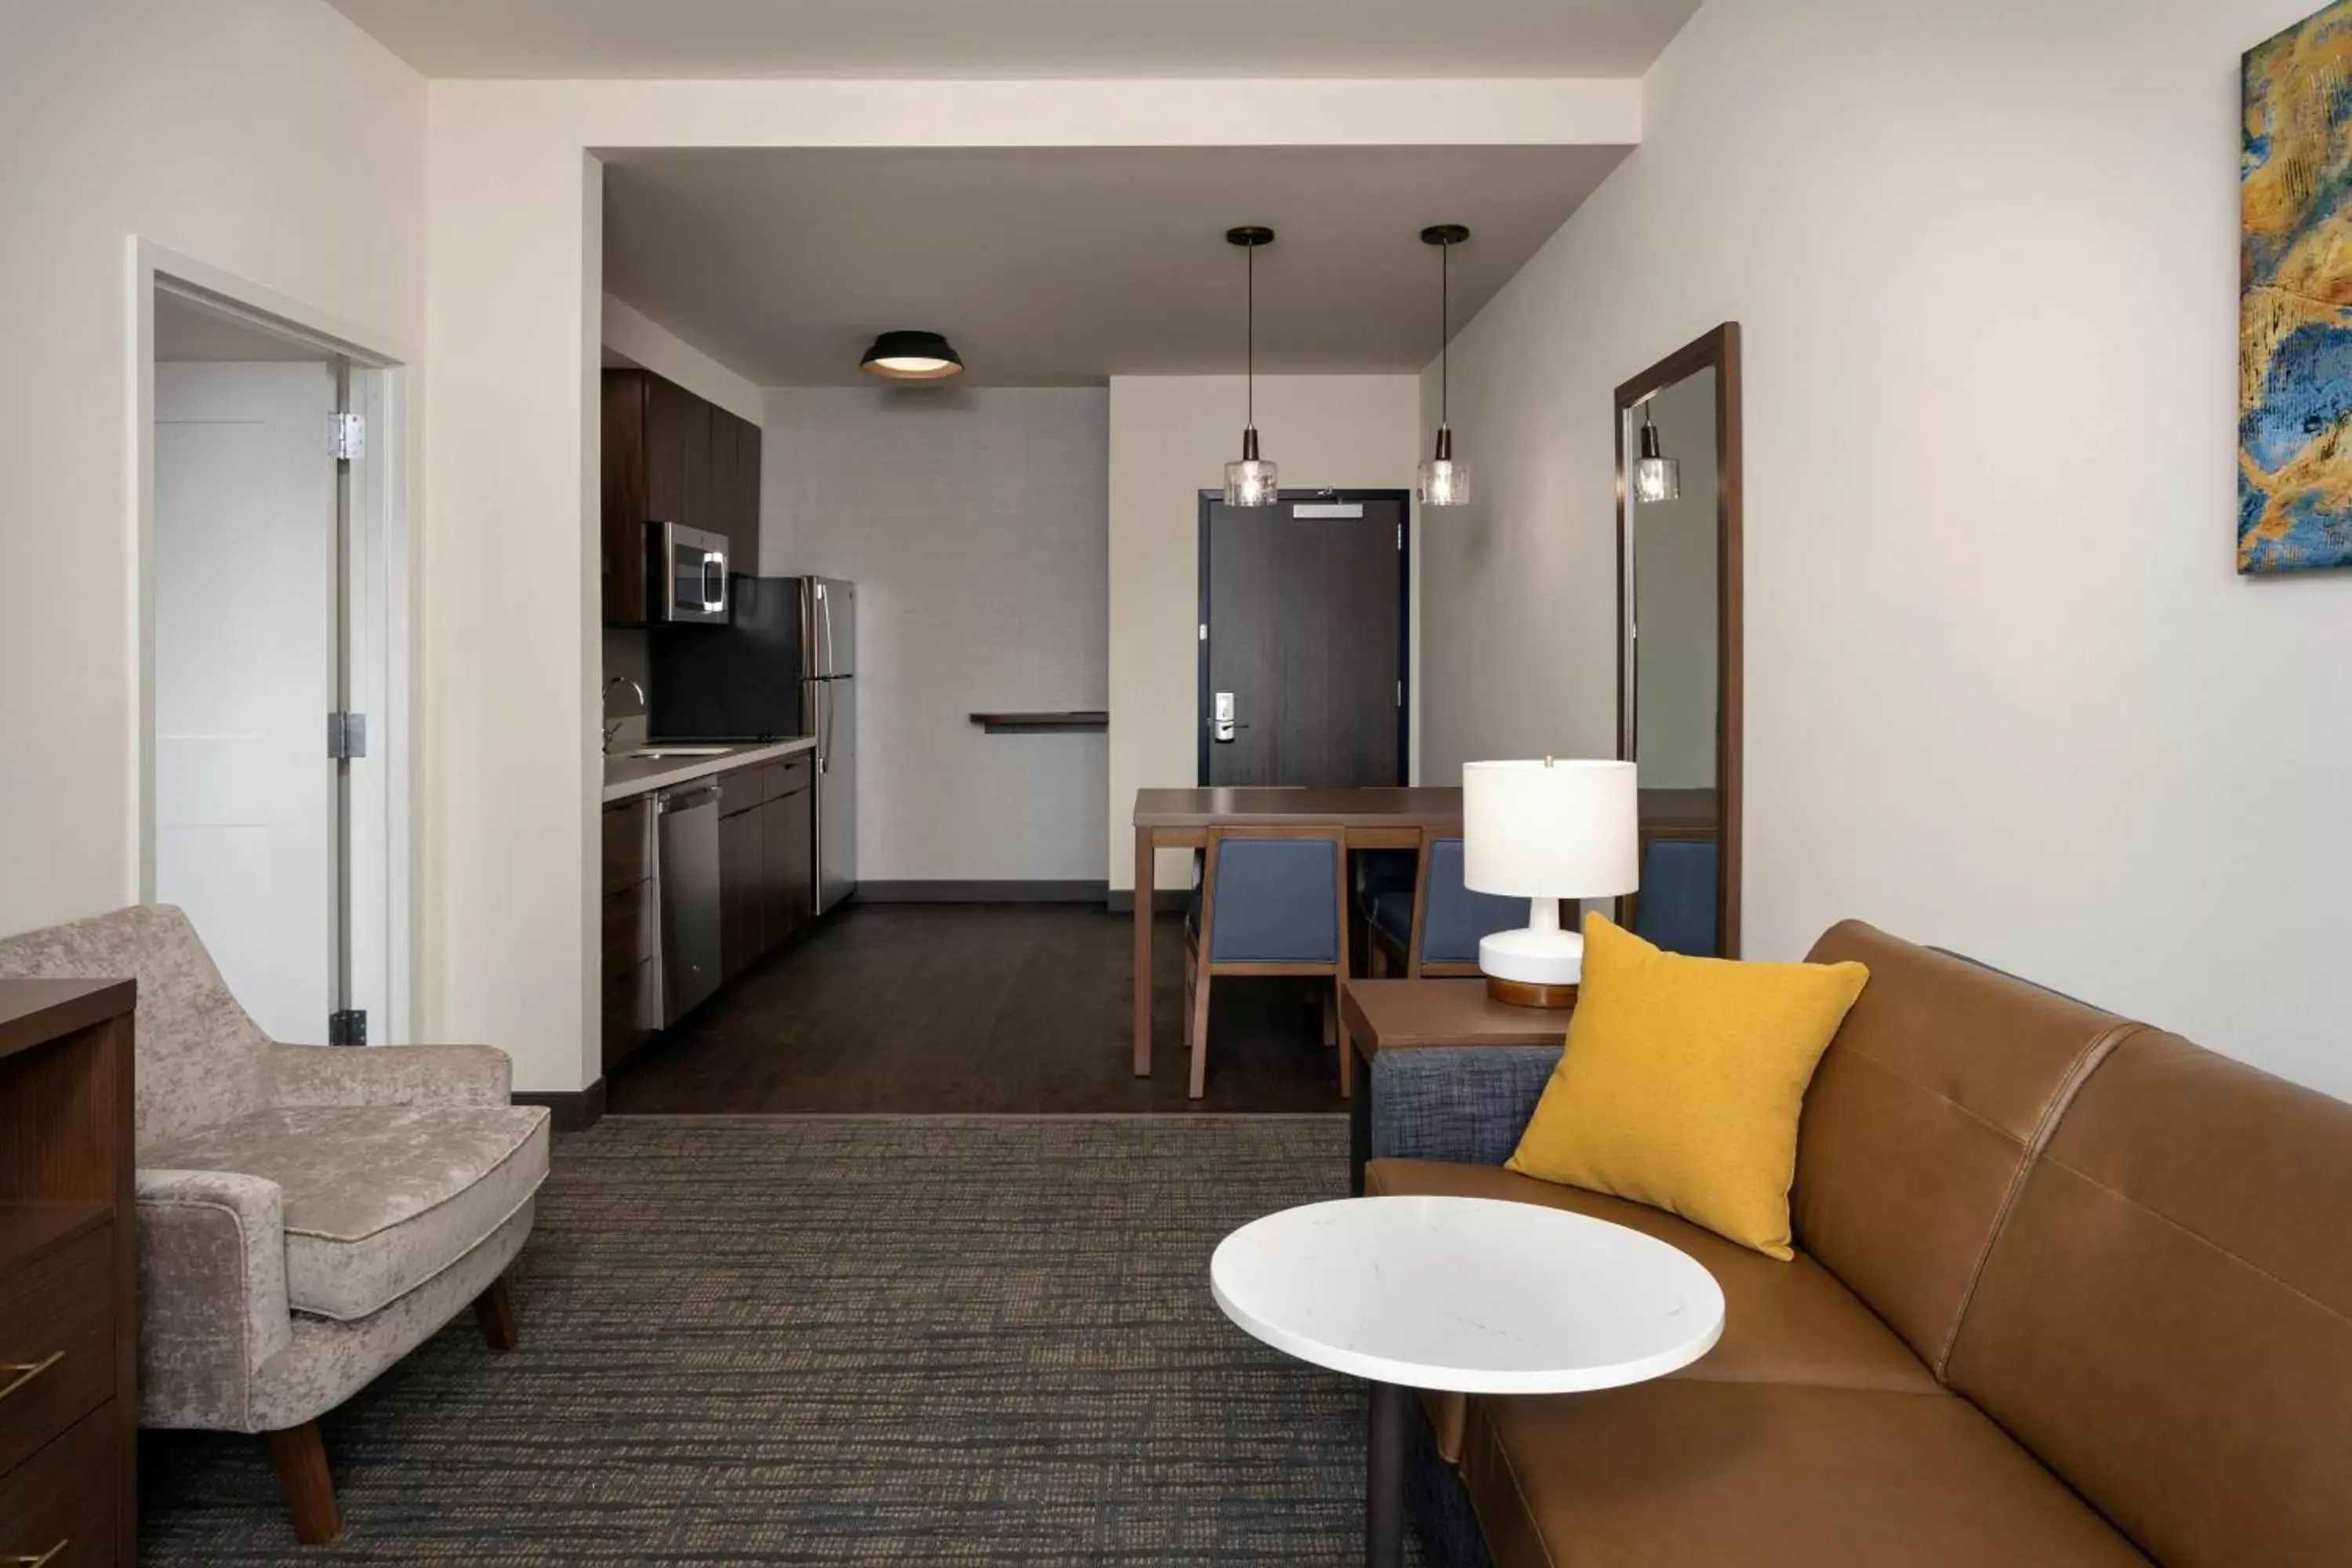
129,239,417,1044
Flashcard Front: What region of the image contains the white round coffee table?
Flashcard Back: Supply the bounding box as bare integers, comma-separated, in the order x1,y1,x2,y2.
1211,1195,1725,1568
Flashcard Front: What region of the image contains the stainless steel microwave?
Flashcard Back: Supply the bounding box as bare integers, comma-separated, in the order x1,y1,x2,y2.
648,522,728,623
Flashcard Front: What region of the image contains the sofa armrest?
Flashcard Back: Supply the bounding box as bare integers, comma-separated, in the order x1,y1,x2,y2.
267,1043,512,1109
1370,1044,1562,1168
136,1168,293,1432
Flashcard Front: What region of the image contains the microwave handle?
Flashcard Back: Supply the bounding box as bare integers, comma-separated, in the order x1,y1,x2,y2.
701,551,726,614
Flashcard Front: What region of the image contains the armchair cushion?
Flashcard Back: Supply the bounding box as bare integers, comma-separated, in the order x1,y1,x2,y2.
267,1043,513,1109
141,1104,550,1321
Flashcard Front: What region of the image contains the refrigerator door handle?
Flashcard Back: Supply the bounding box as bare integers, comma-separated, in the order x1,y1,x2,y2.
821,586,837,678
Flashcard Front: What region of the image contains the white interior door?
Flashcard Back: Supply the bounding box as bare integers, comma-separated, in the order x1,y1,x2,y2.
154,361,337,1043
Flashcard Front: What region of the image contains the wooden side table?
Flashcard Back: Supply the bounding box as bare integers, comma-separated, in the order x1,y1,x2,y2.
1339,978,1572,1195
0,979,137,1568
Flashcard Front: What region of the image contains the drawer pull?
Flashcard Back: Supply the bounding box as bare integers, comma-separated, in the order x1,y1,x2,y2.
0,1352,64,1403
9,1541,67,1568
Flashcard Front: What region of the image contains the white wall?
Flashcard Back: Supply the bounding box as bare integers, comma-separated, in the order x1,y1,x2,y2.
1107,374,1421,891
0,0,423,942
602,294,763,426
760,386,1110,884
424,80,1629,1091
1422,0,2352,1098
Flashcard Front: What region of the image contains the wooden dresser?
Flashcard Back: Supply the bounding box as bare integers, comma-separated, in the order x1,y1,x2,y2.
0,980,136,1568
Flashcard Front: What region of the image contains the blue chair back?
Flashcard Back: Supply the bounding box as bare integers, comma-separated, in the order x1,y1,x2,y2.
1632,837,1719,956
1419,838,1526,964
1207,837,1340,964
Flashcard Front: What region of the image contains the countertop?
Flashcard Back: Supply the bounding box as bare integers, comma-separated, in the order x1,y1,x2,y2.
601,736,816,804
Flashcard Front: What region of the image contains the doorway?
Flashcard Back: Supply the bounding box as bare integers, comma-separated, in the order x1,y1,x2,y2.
1196,489,1410,786
141,267,410,1047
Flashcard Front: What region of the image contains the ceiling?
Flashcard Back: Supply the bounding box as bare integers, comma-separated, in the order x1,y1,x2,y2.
602,145,1625,386
326,0,1699,79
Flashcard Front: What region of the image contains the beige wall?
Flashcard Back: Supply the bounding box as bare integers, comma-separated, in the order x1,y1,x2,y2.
0,0,423,943
422,79,1633,1091
601,294,764,426
1107,375,1421,892
1421,0,2352,1098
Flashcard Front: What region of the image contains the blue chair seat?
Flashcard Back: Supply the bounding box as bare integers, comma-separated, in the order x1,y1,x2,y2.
1632,838,1719,957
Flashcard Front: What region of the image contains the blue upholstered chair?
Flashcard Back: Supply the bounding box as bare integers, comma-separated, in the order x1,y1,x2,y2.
1184,828,1348,1100
1630,837,1719,956
1363,833,1526,980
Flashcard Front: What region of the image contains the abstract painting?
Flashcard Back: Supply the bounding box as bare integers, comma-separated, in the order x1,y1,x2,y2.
2243,2,2352,572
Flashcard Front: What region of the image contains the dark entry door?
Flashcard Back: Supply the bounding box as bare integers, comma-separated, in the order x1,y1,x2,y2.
1200,491,1408,786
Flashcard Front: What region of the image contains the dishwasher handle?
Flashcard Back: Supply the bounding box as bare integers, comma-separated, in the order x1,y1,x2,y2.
657,785,720,814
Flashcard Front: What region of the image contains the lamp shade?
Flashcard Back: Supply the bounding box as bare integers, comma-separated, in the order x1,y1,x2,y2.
1461,760,1639,900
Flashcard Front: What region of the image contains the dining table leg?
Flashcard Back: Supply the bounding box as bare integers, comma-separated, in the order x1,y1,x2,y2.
1367,1379,1407,1568
1133,826,1154,1076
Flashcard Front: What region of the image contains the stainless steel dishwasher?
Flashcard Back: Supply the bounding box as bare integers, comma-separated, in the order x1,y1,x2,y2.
655,782,724,1024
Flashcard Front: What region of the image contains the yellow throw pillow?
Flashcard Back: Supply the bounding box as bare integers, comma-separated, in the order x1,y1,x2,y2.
1506,913,1868,1260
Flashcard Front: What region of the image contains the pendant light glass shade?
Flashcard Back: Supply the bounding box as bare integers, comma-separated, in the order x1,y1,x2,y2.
1633,409,1681,503
860,329,963,380
1419,425,1471,506
1419,224,1471,506
1223,227,1278,506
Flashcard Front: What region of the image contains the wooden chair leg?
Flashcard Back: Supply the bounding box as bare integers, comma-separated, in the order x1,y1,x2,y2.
1338,983,1353,1101
474,1275,518,1352
1188,965,1214,1099
1319,981,1337,1048
264,1421,342,1545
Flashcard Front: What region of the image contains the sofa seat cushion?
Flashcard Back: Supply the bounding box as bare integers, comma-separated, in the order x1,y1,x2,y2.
1368,1158,1936,1461
1462,1381,2151,1568
143,1104,550,1322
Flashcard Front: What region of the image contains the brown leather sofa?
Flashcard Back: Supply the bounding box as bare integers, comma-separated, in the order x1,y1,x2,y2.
1369,921,2352,1567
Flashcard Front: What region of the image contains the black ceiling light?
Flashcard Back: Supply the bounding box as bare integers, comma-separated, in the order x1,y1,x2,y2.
1222,226,1279,507
860,329,963,380
1418,223,1471,507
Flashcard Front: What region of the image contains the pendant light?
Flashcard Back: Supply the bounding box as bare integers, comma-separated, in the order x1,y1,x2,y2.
860,329,963,380
1223,226,1279,507
1418,224,1472,507
1633,402,1681,503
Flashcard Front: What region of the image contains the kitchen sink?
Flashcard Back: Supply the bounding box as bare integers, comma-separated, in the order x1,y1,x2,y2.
622,746,731,760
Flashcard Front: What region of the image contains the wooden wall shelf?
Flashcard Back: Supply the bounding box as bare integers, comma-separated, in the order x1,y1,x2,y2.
968,710,1109,735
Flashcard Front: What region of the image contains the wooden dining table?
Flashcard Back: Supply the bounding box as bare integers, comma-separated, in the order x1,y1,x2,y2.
1131,787,1465,1074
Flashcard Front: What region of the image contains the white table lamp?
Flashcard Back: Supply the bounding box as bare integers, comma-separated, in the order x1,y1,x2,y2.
1462,759,1639,1006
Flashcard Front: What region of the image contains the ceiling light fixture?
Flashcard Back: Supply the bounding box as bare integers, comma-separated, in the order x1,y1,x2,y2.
860,329,963,381
1222,226,1279,507
1634,403,1681,503
1418,223,1472,507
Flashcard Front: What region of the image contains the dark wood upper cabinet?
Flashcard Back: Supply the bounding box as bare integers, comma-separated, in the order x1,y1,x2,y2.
602,368,760,626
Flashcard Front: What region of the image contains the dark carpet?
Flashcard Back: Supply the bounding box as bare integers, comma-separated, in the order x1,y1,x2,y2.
140,1115,1420,1565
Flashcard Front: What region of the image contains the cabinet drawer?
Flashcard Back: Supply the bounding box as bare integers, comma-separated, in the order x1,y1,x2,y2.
0,1224,114,1482
601,798,652,895
0,1401,118,1568
761,753,813,802
601,882,654,980
715,765,762,819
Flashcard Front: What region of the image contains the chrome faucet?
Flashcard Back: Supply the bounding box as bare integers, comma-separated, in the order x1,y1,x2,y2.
602,676,648,755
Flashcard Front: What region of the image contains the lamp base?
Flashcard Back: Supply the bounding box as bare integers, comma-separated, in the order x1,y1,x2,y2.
1479,920,1585,985
1486,976,1580,1010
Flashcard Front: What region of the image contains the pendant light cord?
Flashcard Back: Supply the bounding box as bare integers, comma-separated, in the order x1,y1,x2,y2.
1246,241,1255,429
1439,240,1450,426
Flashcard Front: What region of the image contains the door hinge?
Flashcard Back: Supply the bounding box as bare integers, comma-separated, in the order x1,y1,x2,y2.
1198,623,1208,642
328,1009,367,1046
1397,522,1404,550
1396,681,1404,707
328,712,367,760
328,412,365,461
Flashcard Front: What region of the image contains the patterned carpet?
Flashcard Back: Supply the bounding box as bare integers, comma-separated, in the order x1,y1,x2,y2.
140,1115,1422,1565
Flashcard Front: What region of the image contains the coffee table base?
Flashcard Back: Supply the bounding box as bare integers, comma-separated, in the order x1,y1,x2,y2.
1367,1380,1407,1568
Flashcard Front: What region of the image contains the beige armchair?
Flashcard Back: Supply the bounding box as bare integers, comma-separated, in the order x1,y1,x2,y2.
0,906,550,1544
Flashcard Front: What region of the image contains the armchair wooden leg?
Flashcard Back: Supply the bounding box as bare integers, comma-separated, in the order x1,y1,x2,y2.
1320,982,1337,1049
264,1421,341,1545
474,1275,519,1352
1188,966,1214,1100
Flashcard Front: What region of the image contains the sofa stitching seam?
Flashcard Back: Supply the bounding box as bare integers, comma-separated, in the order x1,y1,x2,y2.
1933,1021,2141,1377
259,1112,548,1244
285,1174,546,1324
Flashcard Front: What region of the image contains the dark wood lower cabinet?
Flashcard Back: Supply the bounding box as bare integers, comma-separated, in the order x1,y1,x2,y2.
759,786,814,949
719,801,764,982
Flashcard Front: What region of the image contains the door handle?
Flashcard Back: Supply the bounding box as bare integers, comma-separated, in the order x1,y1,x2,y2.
1212,692,1240,742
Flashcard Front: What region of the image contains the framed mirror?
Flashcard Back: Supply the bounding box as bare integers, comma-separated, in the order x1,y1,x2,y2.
1614,324,1742,956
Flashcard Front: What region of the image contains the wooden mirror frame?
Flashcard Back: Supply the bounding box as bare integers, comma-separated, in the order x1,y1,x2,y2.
1614,323,1743,957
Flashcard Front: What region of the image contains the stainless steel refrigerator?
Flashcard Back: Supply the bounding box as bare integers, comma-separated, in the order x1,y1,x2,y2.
647,574,857,915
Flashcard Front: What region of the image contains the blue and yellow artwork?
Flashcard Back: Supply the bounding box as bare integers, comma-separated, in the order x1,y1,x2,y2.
2243,3,2352,572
